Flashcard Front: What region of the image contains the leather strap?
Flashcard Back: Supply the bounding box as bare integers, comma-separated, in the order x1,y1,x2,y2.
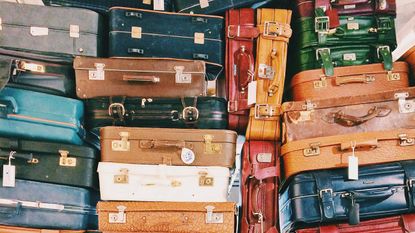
319,225,340,233
313,171,335,220
401,162,415,209
253,166,279,180
227,25,259,39
228,99,249,113
377,46,392,71
402,214,415,232
250,104,280,120
317,48,334,76
257,22,292,42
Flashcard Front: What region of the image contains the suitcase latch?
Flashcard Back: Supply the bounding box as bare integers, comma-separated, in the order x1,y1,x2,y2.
387,71,400,81
302,100,316,111
303,143,320,156
112,132,131,152
203,135,222,154
114,168,129,184
313,77,327,89
16,61,45,73
399,134,415,146
89,63,105,80
109,205,127,224
182,106,199,122
205,206,224,224
199,171,214,186
258,64,275,79
58,150,76,167
257,153,272,163
395,92,415,113
174,66,192,84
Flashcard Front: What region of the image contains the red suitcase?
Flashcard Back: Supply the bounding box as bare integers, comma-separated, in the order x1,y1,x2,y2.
296,214,415,233
226,8,257,134
241,141,280,233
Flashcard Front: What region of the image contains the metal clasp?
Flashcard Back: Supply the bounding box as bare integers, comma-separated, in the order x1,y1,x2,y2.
58,150,76,167
108,103,126,117
399,134,415,146
114,168,129,184
182,106,199,122
258,63,275,79
263,21,283,37
199,171,214,186
387,71,400,81
205,206,224,224
303,143,321,156
89,63,105,80
316,48,331,60
203,135,222,154
315,16,330,33
319,188,333,198
254,104,276,119
395,92,415,113
227,25,240,38
174,66,192,84
377,45,390,59
109,205,127,224
16,60,45,73
313,76,327,89
302,100,316,111
111,132,130,152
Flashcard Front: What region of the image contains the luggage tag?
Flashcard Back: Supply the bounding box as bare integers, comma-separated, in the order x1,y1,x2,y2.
3,151,16,187
348,141,359,180
247,81,257,105
153,0,165,10
181,148,195,165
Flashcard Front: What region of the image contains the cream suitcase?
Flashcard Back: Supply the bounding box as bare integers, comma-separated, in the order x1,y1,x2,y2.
98,162,230,202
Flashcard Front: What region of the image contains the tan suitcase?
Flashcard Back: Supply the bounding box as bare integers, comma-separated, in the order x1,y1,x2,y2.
0,225,86,233
97,201,236,233
100,126,237,167
74,57,209,99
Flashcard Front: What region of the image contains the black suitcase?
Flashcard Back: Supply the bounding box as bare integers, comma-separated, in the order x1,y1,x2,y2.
174,0,263,14
85,96,228,133
43,0,173,14
0,137,99,189
0,2,104,57
108,7,224,80
0,48,75,97
279,161,415,233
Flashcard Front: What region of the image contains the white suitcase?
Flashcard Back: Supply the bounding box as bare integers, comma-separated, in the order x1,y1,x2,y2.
98,162,230,202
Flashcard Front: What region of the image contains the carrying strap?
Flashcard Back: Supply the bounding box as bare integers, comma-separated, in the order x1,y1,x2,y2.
401,162,415,209
313,171,335,220
257,22,292,42
376,45,393,71
316,48,334,76
227,25,259,40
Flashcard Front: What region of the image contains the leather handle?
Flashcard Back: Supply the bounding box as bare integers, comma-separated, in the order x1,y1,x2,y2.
234,46,254,91
251,182,265,222
0,202,22,219
335,75,374,85
340,139,378,150
139,139,186,149
351,188,395,201
267,49,280,96
123,75,160,83
330,106,392,127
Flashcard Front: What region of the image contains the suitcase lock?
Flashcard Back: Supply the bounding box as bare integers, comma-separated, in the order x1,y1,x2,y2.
174,66,192,84
203,135,222,154
399,134,415,147
114,169,129,184
303,143,321,156
112,132,131,152
199,171,214,186
395,92,415,113
58,150,76,167
205,206,224,224
182,106,199,122
109,205,127,224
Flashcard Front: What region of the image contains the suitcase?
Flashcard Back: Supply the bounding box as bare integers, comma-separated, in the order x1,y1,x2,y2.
85,96,228,132
174,0,263,14
100,126,237,168
246,8,292,141
43,0,173,14
0,48,75,97
296,214,415,233
282,87,415,143
98,162,230,202
74,57,209,99
0,179,97,230
0,2,103,57
279,160,415,233
0,137,98,189
226,8,257,134
108,8,224,80
0,225,87,233
290,62,409,101
0,87,85,145
97,201,236,233
241,141,280,233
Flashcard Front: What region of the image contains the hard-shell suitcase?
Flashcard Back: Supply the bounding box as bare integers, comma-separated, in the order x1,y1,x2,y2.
174,0,263,14
226,8,257,134
97,201,236,233
241,141,280,233
108,8,224,79
0,179,97,230
43,0,173,14
282,87,415,143
279,160,415,233
0,2,103,57
74,57,208,99
245,8,292,141
290,62,409,101
0,137,98,189
0,225,87,233
85,96,228,132
296,214,415,233
98,162,230,202
0,87,85,145
100,126,237,168
0,48,75,97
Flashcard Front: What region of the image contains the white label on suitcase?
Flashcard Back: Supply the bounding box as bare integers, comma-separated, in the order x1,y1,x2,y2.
247,81,257,105
348,142,359,180
3,165,15,187
30,26,48,36
181,148,195,165
70,25,80,38
153,0,165,10
194,33,205,44
131,27,142,39
200,0,209,8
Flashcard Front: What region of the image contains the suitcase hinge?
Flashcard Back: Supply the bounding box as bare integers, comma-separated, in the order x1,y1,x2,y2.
387,71,400,81
199,171,214,186
395,92,415,113
302,100,316,111
313,76,327,89
112,132,131,152
114,168,129,184
303,143,320,156
109,205,127,224
58,150,76,167
89,63,105,80
174,66,192,84
399,134,415,146
203,135,222,154
205,206,224,224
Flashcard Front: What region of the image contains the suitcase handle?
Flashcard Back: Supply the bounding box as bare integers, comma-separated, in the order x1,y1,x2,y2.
123,75,160,83
328,106,391,127
0,149,33,161
139,139,186,149
340,139,378,151
335,75,376,85
234,46,254,91
251,182,266,226
0,202,22,219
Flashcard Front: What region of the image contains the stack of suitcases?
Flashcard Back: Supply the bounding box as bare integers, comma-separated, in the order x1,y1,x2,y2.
1,0,415,232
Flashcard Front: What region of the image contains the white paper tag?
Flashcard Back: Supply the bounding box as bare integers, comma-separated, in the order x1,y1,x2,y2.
153,0,165,10
200,0,209,8
3,165,16,187
181,148,195,165
344,4,356,9
30,26,49,36
247,81,257,105
348,155,359,180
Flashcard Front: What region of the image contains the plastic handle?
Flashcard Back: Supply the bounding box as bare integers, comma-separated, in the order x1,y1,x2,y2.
139,140,186,149
330,106,392,127
340,139,378,150
122,75,160,83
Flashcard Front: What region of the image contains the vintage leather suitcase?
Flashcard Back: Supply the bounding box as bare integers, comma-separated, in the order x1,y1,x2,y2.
0,2,103,57
0,48,75,97
97,201,236,233
100,126,237,167
74,57,209,99
280,160,415,233
241,141,280,233
43,0,173,14
85,96,227,132
226,8,257,134
0,87,85,145
98,162,230,202
174,0,262,14
108,7,224,80
0,179,97,230
245,8,292,141
0,137,98,189
296,214,415,233
282,87,415,143
290,62,409,101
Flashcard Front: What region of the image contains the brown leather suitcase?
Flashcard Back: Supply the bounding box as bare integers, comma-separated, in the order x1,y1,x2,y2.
97,201,236,233
282,87,415,143
241,141,280,233
290,62,409,101
74,57,209,99
246,8,292,141
282,128,415,179
0,226,86,233
100,126,237,167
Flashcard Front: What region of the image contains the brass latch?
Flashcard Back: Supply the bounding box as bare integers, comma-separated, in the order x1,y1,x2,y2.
387,71,400,81
199,171,214,186
112,132,130,152
302,100,316,111
203,135,222,154
114,168,129,184
59,150,76,167
399,134,415,146
17,61,45,73
313,76,327,89
174,66,192,84
303,143,321,156
109,205,127,224
205,206,224,224
89,63,105,80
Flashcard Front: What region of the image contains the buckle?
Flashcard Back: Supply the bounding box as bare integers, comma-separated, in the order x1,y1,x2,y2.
254,104,276,119
319,188,333,198
408,179,415,188
377,45,390,58
227,101,238,113
182,106,199,122
263,21,283,37
315,16,330,33
108,103,126,117
227,25,240,39
316,48,331,60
